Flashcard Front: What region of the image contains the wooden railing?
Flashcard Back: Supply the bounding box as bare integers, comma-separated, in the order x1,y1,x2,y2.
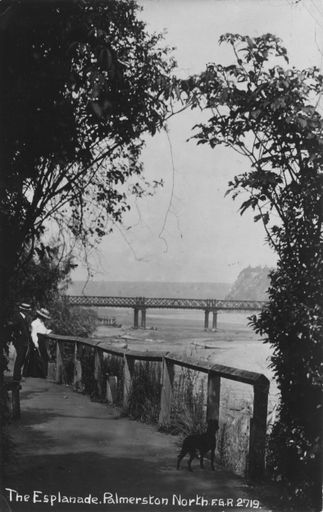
38,333,269,479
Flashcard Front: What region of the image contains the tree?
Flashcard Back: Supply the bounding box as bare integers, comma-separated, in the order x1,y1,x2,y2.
11,244,98,338
0,1,174,488
179,34,322,509
0,0,175,322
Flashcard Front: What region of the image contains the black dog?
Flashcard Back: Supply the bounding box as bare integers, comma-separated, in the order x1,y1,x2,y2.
177,419,219,471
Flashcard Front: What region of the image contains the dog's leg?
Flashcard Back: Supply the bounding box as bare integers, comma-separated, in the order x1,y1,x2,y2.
177,449,187,470
210,446,215,470
188,451,195,472
199,451,204,469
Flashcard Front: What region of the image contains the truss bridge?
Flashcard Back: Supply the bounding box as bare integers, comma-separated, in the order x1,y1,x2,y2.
66,295,267,329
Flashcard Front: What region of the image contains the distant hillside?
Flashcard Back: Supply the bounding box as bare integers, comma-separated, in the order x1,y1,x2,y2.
226,266,271,301
67,281,231,299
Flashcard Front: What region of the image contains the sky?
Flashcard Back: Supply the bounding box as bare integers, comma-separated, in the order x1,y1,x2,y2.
71,0,323,284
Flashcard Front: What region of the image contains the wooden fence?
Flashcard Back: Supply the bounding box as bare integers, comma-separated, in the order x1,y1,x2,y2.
38,333,269,479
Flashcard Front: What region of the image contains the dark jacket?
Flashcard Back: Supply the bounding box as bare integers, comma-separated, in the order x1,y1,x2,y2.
10,311,31,348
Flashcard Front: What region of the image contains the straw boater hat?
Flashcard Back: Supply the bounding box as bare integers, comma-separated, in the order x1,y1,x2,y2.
36,308,51,320
19,303,31,312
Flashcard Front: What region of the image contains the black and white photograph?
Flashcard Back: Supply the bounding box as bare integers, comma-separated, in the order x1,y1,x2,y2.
0,1,322,511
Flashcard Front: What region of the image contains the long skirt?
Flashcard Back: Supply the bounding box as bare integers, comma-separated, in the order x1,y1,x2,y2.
23,344,46,378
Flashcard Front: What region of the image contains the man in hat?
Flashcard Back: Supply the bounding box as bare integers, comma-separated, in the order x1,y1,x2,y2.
11,303,33,381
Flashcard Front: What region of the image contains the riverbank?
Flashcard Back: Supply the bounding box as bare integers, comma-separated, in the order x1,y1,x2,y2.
91,311,278,405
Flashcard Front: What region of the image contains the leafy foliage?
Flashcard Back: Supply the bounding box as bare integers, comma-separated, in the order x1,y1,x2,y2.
8,244,98,339
253,259,322,507
9,245,73,309
179,34,322,509
51,300,98,338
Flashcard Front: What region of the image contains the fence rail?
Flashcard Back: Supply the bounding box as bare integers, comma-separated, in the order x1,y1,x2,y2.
38,333,269,479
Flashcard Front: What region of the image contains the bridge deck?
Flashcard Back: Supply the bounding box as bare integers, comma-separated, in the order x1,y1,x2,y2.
4,378,279,512
67,295,267,311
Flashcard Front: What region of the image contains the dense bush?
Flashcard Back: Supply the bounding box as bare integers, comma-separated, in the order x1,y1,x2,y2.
51,298,98,338
253,253,322,508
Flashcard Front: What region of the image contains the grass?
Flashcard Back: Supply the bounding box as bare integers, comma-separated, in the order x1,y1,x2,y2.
169,367,207,437
125,361,162,423
79,346,96,396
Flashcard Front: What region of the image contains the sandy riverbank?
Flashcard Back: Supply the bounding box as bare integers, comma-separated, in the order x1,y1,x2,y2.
92,314,279,414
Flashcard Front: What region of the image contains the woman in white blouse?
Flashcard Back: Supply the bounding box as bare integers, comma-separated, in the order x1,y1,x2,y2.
31,308,52,348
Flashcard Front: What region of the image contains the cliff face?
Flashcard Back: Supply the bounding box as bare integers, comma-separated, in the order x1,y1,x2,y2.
226,266,271,301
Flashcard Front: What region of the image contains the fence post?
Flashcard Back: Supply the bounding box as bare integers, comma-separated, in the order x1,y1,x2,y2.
11,384,21,420
158,357,174,427
94,348,105,398
4,380,21,420
55,341,63,384
207,371,220,422
123,355,134,408
106,376,118,404
73,342,83,392
248,376,269,479
46,337,56,382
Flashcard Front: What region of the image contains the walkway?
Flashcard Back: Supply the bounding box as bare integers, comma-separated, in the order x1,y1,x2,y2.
3,378,280,512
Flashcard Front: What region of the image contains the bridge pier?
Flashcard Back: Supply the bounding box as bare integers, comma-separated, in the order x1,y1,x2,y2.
133,308,147,328
204,309,209,330
133,308,139,329
204,310,218,330
212,310,218,329
141,308,147,329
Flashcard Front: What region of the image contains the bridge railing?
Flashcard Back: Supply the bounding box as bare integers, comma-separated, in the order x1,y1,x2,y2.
38,333,269,480
66,295,267,310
